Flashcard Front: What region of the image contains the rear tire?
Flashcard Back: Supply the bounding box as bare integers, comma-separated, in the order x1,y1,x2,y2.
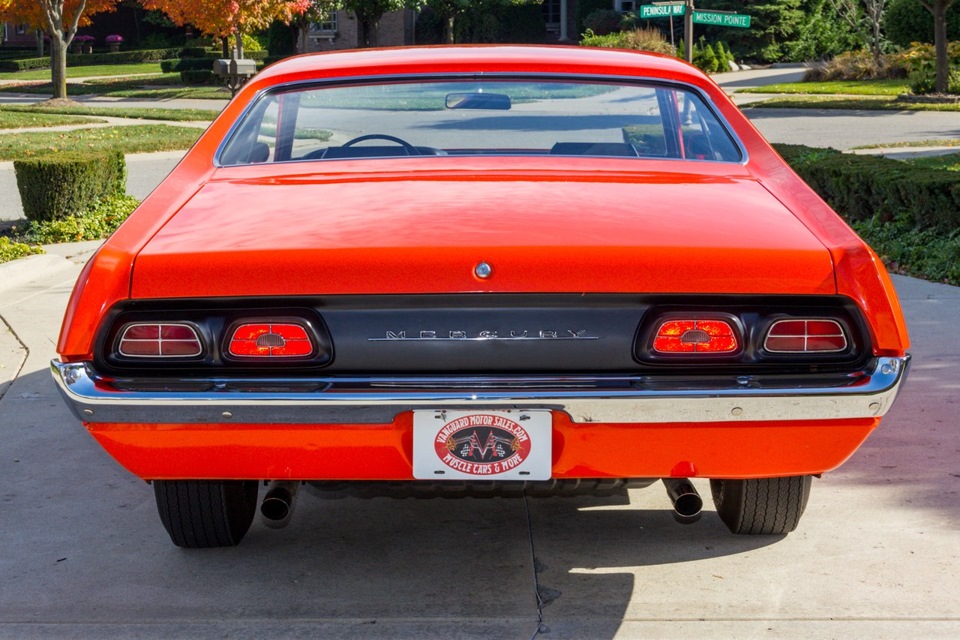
153,480,259,548
710,476,812,535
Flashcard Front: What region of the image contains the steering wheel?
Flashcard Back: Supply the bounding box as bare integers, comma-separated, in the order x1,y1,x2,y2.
341,134,421,156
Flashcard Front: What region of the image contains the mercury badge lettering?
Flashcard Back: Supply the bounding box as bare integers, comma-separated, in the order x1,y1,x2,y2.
370,329,599,341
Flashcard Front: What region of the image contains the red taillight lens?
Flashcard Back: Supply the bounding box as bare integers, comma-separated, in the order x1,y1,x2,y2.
117,323,202,357
652,319,739,354
228,322,314,358
764,319,847,353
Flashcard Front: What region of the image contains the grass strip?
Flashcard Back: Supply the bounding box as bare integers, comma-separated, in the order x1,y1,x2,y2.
0,104,221,122
0,62,164,81
738,80,910,96
903,151,960,172
0,75,228,100
0,124,202,160
0,110,102,129
851,139,960,151
745,95,960,111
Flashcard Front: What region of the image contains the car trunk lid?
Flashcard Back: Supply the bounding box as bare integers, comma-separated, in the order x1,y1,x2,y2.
131,172,836,298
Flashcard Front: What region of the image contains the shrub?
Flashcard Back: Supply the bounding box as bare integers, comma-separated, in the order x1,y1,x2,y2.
774,144,960,231
23,194,139,244
583,9,623,36
581,28,674,55
0,237,44,264
0,48,180,72
576,0,612,36
803,49,908,82
162,57,214,73
895,42,960,94
180,69,215,85
179,46,210,58
13,150,126,223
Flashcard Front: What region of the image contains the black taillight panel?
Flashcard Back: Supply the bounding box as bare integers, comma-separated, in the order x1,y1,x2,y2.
634,296,870,371
96,300,333,374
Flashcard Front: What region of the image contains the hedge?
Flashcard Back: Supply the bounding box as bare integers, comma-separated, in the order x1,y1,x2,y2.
161,57,214,73
774,144,960,231
0,48,181,72
14,150,126,222
180,69,216,85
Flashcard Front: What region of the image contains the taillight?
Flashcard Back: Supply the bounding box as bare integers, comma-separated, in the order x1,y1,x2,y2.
764,319,847,353
117,323,203,357
228,322,314,358
652,319,739,354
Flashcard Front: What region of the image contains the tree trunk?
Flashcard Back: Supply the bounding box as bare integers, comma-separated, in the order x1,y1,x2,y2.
446,16,455,44
933,1,949,93
50,37,68,100
221,37,230,58
235,31,245,59
36,30,44,56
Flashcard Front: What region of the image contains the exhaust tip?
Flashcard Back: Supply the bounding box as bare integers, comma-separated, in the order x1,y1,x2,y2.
260,481,299,529
662,478,703,525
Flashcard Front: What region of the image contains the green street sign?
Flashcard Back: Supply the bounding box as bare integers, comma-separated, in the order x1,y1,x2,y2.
692,10,751,28
639,3,687,19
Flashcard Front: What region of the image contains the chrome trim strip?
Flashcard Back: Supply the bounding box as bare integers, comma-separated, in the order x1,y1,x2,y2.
52,357,909,426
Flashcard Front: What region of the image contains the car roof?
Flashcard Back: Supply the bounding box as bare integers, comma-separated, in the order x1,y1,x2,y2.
251,45,711,89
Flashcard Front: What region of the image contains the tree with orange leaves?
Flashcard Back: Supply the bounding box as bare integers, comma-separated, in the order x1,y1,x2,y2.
0,0,120,100
143,0,312,59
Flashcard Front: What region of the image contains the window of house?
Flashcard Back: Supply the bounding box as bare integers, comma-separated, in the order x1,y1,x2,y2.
542,0,561,25
312,12,338,34
615,1,636,14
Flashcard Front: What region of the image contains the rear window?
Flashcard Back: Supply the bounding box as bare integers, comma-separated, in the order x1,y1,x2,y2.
219,78,743,166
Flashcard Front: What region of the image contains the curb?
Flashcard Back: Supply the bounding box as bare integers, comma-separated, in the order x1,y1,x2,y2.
0,240,102,293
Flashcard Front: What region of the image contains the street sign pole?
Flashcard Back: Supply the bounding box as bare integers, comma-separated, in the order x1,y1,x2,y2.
684,0,694,63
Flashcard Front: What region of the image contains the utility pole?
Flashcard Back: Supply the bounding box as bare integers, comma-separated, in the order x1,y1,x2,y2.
684,0,694,63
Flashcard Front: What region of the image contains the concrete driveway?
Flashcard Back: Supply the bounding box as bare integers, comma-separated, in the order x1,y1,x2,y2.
1,245,958,638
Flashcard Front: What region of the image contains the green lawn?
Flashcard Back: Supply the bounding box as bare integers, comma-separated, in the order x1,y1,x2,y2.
738,79,910,96
0,124,202,160
0,62,164,81
0,74,228,99
0,104,221,122
0,110,102,129
852,139,960,150
903,151,960,172
745,95,960,112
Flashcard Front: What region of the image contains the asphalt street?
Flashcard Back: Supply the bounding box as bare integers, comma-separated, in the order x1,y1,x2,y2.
0,66,958,638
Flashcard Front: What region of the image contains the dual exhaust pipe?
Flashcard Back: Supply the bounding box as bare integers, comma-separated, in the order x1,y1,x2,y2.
261,478,702,528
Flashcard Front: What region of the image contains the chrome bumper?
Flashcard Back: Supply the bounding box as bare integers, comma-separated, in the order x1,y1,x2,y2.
51,356,910,425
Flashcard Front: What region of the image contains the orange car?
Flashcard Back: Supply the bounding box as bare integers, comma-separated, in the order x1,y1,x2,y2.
52,46,909,547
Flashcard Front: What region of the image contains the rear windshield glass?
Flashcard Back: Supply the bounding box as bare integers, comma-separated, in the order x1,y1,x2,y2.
219,78,743,165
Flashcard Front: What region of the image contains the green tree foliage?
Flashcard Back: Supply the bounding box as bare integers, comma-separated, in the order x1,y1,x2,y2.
788,0,868,60
697,0,806,62
885,0,960,46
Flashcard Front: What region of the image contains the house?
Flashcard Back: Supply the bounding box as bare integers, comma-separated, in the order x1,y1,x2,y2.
304,0,603,53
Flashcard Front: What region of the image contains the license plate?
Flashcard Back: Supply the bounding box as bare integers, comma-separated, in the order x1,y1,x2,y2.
413,409,552,481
